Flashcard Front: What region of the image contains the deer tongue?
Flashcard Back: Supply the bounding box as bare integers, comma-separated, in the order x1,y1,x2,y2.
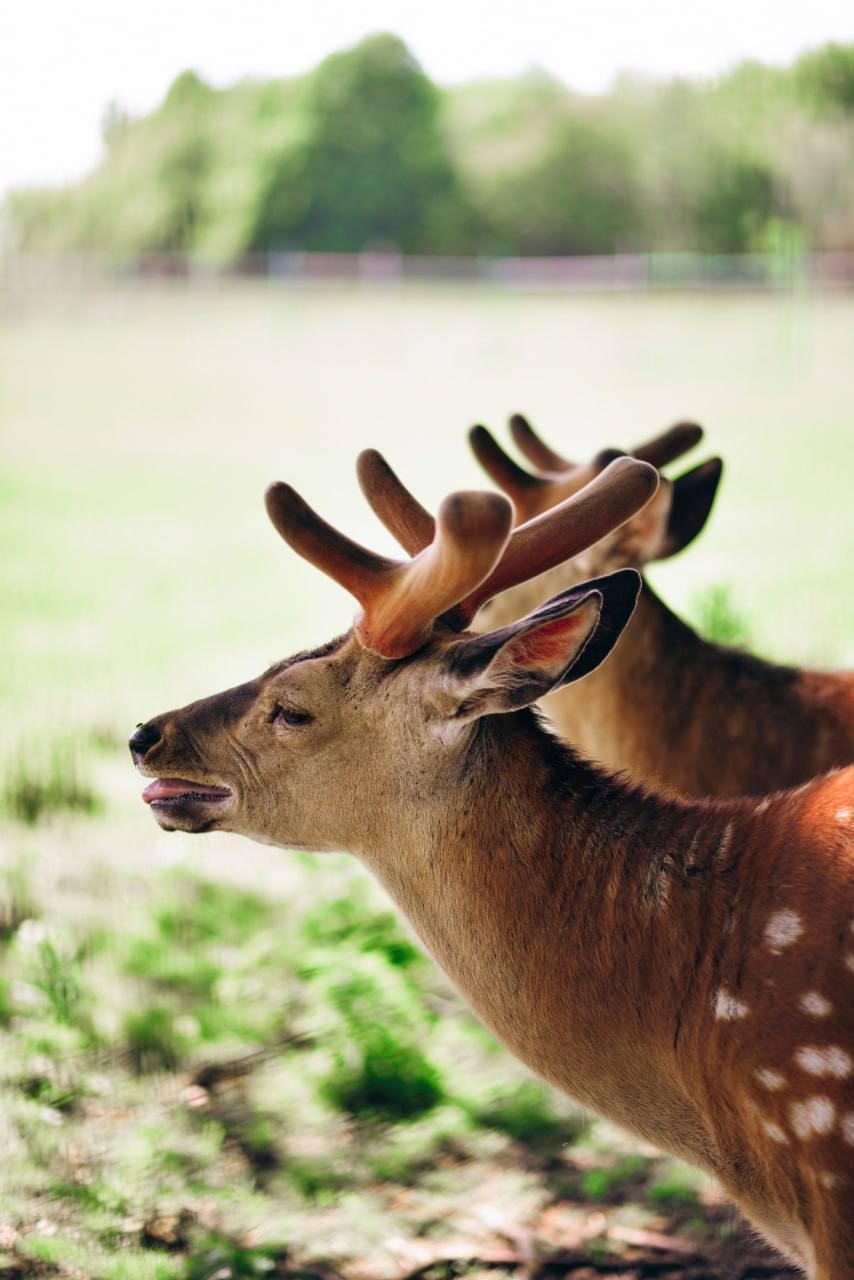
142,778,232,803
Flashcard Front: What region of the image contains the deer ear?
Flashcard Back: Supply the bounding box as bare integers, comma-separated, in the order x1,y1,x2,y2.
657,458,723,559
612,457,723,565
440,569,641,721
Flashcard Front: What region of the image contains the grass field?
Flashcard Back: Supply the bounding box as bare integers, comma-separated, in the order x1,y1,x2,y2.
0,282,852,1279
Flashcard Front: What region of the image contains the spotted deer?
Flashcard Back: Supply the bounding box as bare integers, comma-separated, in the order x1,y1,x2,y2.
129,457,854,1279
461,414,854,797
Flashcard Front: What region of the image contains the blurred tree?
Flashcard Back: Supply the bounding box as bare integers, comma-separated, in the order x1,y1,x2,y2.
484,111,641,254
691,149,778,253
794,42,854,114
153,71,215,250
7,36,854,260
250,33,474,252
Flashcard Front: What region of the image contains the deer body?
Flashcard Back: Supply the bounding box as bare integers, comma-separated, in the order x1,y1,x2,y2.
362,717,854,1274
130,459,854,1277
539,580,854,797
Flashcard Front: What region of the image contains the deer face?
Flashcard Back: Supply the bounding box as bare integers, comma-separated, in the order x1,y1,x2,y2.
130,576,639,853
130,457,656,857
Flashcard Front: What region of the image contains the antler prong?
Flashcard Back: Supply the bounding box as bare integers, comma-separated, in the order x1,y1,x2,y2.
468,425,558,520
357,449,435,556
354,450,658,633
266,481,513,659
509,413,573,472
457,457,658,622
630,421,704,469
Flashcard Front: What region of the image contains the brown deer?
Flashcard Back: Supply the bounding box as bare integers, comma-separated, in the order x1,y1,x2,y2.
129,457,854,1279
459,413,854,797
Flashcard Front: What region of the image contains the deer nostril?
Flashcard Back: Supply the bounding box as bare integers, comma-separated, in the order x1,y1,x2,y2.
128,721,162,761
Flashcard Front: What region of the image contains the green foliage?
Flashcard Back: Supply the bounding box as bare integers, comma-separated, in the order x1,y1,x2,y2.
2,739,102,824
690,150,777,253
251,33,473,252
580,1154,647,1200
184,1233,278,1280
315,957,445,1121
0,859,36,940
484,113,641,254
124,1005,187,1073
692,583,752,648
299,891,421,970
9,36,854,259
31,935,92,1028
469,1080,569,1146
322,1022,444,1121
647,1161,705,1207
794,43,854,113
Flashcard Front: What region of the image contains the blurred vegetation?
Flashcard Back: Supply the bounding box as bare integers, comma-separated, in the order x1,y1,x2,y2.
2,740,102,826
7,34,854,261
0,836,741,1276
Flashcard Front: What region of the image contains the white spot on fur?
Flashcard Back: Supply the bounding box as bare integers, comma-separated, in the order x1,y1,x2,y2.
799,992,832,1018
819,1171,840,1189
764,910,803,954
754,1068,786,1091
761,1119,788,1144
842,1114,854,1145
754,797,772,816
714,988,749,1020
789,1096,835,1139
794,1046,852,1078
835,806,852,823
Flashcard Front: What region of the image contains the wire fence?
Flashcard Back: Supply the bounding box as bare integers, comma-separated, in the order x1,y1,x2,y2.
4,249,854,292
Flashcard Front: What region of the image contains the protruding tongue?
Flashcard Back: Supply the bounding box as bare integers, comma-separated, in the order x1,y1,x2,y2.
142,778,232,804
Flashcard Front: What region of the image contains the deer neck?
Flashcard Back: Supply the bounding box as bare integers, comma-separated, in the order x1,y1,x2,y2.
356,711,739,1167
543,581,854,797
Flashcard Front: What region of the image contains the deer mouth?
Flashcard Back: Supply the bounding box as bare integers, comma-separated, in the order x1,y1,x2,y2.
142,777,234,830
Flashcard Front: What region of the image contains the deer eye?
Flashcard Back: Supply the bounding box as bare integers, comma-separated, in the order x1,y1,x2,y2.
272,705,313,728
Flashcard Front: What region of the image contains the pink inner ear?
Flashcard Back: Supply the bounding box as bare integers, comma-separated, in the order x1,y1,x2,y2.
511,610,590,667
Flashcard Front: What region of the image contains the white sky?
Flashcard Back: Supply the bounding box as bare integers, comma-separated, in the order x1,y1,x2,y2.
2,0,854,197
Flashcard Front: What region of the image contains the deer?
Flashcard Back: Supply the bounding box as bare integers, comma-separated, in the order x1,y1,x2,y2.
454,413,854,798
129,455,854,1279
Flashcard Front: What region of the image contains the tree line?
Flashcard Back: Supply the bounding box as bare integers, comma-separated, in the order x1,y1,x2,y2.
8,34,854,261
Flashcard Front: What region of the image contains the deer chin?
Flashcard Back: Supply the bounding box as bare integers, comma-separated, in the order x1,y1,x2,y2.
141,777,235,833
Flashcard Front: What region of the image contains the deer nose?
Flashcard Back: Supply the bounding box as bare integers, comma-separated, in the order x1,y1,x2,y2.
129,721,162,763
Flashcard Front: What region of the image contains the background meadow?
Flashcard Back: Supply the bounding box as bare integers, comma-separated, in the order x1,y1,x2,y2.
1,279,852,1279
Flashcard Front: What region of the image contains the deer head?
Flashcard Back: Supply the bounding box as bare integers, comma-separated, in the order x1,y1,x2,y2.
128,458,657,857
465,414,722,629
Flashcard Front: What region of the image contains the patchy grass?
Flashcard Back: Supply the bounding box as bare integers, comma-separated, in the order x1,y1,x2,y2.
2,740,102,826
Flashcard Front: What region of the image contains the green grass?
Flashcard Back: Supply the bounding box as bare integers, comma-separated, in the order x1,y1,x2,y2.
2,740,102,825
0,281,851,1275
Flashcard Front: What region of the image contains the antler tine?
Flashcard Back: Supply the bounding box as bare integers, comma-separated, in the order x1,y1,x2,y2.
265,482,396,602
509,412,573,472
630,421,704,469
357,449,435,556
455,457,660,624
265,481,513,660
469,425,551,501
355,453,657,632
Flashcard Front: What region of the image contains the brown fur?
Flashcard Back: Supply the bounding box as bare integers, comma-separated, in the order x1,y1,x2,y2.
477,511,854,799
542,584,854,797
133,622,854,1279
